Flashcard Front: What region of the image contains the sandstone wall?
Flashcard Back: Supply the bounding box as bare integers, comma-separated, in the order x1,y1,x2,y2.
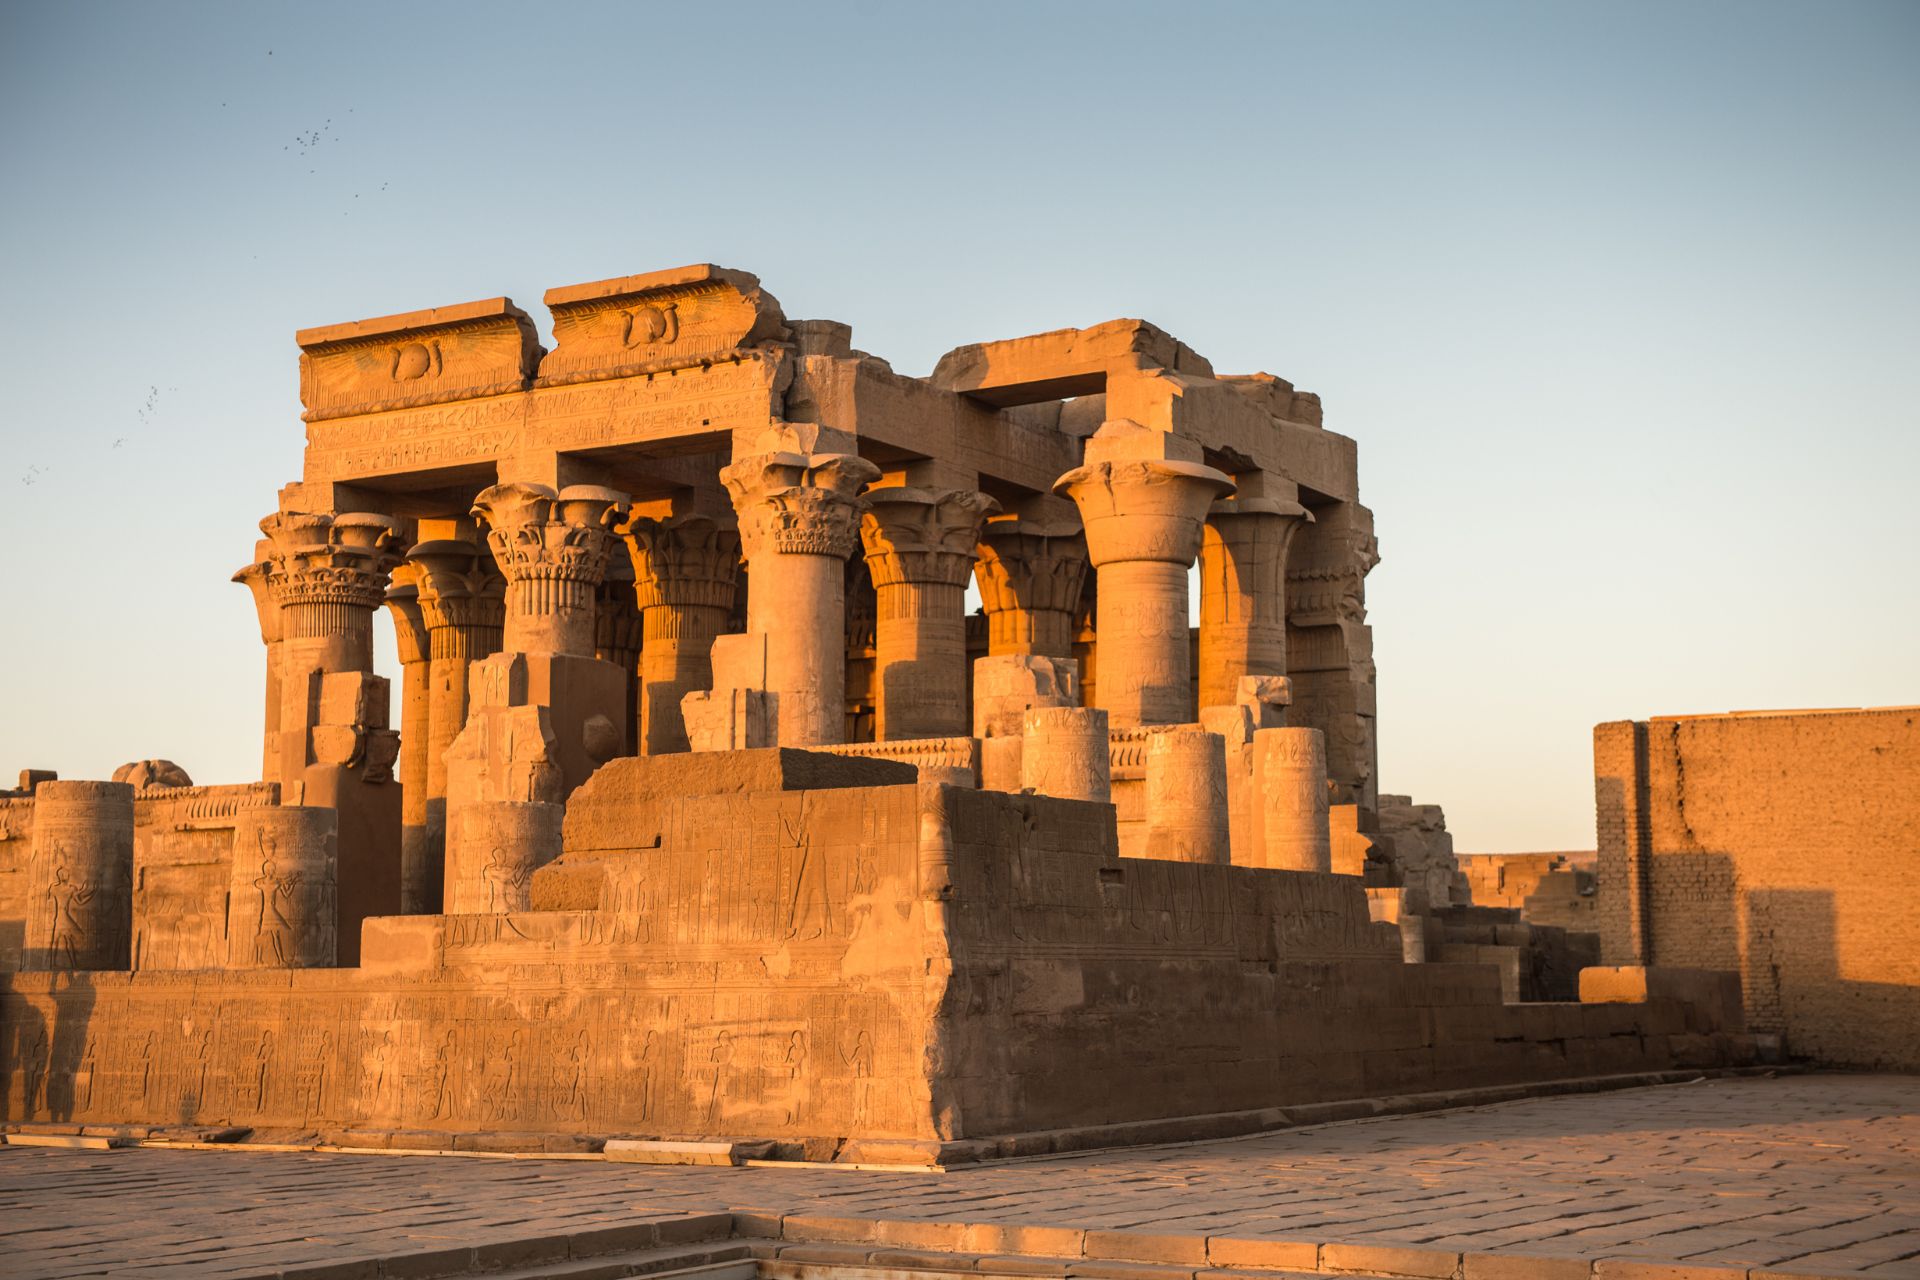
1455,851,1597,931
1595,707,1920,1070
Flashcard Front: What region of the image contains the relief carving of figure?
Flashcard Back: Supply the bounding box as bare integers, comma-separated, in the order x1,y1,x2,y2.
843,1028,874,1127
557,1030,589,1123
137,1031,157,1105
483,847,529,913
251,829,302,967
704,1030,733,1128
620,302,678,348
45,853,97,968
429,1029,457,1120
782,1030,806,1125
21,1026,48,1115
248,1030,273,1111
484,1029,522,1122
77,1034,98,1113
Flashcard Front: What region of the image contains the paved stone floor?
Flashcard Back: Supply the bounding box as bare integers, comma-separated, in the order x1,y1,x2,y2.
1,1074,1915,1279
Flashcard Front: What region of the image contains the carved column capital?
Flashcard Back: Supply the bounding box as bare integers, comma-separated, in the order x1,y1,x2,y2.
974,517,1088,658
471,482,630,587
471,483,630,656
404,538,506,645
721,449,881,561
859,487,1000,590
1053,458,1235,568
383,581,430,666
253,511,404,624
619,511,742,612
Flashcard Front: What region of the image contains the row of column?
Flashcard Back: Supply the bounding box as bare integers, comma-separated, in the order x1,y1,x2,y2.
234,420,1318,896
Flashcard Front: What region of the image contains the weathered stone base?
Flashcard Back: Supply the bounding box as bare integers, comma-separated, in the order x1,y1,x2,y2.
0,756,1756,1156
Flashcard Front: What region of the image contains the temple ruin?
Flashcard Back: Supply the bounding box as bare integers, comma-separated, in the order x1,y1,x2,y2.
0,265,1762,1161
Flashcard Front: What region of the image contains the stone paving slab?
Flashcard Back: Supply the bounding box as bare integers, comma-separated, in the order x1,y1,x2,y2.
0,1074,1914,1279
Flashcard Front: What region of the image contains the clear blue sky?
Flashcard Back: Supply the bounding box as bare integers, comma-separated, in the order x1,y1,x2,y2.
2,1,1914,850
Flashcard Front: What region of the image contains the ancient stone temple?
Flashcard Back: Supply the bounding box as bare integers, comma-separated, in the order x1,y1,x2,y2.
0,266,1758,1161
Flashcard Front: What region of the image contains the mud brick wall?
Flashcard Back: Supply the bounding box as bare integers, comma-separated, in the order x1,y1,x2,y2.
1594,707,1920,1069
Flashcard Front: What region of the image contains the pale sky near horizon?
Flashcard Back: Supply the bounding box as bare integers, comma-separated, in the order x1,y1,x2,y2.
1,1,1914,851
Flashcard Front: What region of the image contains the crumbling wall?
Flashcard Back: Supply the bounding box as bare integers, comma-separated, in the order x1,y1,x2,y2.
1595,707,1920,1069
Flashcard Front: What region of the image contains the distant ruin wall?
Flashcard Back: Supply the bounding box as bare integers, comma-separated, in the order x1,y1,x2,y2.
1594,707,1920,1070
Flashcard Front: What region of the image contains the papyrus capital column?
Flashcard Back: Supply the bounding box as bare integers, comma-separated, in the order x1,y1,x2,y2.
472,482,631,656
258,511,404,673
860,487,999,741
1054,421,1234,728
404,537,505,913
721,437,880,747
1199,497,1313,710
974,517,1088,659
383,580,432,913
619,510,741,755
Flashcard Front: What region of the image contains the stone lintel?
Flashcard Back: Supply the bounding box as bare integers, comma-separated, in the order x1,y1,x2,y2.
298,297,541,422
539,263,789,387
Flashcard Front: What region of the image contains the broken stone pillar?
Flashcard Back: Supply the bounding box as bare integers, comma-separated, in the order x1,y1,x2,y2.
442,653,566,914
1284,499,1381,809
860,487,999,741
383,580,432,914
24,780,134,971
720,430,880,747
225,806,338,969
1146,727,1230,864
1198,497,1313,709
1054,421,1234,727
1254,726,1332,873
1020,706,1111,802
402,535,504,914
618,510,741,756
471,482,632,794
1201,675,1294,864
971,653,1079,792
681,634,777,752
973,516,1088,659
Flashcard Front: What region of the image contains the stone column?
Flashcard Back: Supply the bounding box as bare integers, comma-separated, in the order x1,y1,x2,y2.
1146,727,1230,864
973,517,1087,659
405,537,505,914
619,511,741,755
473,483,631,658
594,558,644,756
720,442,880,747
1198,497,1314,710
24,781,134,971
240,510,403,964
1054,421,1234,728
1020,706,1111,802
383,580,433,913
232,561,282,783
1254,726,1332,873
471,483,633,794
225,806,338,968
860,487,999,741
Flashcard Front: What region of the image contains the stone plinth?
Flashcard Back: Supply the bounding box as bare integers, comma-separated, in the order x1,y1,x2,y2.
1054,421,1233,728
620,511,741,756
225,806,339,969
23,781,134,971
1020,706,1111,802
1198,498,1313,709
973,518,1087,659
860,487,998,741
1254,727,1332,873
1146,727,1230,864
720,433,880,747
